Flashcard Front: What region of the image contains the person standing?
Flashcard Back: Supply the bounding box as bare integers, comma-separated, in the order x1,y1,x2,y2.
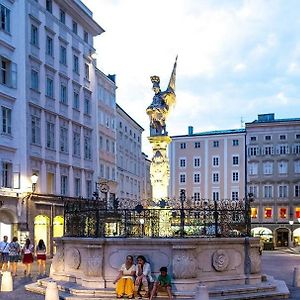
9,236,21,276
36,239,47,276
22,238,34,276
0,235,10,271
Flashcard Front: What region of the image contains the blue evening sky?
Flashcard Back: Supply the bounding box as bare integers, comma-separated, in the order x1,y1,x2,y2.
82,0,300,155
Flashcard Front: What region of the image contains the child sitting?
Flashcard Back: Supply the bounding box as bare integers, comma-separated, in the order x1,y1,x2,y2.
149,266,172,300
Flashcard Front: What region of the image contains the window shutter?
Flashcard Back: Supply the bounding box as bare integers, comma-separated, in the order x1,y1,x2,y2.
11,62,17,88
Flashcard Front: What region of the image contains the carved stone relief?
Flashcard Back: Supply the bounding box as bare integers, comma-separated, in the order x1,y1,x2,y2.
84,250,103,277
51,243,64,273
173,250,197,279
65,247,81,270
250,248,261,274
212,249,229,272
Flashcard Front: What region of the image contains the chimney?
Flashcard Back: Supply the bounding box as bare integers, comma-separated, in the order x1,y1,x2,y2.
188,126,193,135
107,74,116,83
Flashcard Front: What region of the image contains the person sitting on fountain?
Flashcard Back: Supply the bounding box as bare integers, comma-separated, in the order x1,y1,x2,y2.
135,255,154,299
113,255,136,299
149,267,172,300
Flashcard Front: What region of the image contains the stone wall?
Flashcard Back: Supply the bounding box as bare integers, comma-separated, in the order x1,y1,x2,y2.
50,237,261,291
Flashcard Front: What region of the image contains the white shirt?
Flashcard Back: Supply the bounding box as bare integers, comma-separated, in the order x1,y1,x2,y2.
136,262,154,282
0,241,9,253
120,263,136,279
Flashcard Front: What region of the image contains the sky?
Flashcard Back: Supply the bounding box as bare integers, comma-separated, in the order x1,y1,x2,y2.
82,0,300,156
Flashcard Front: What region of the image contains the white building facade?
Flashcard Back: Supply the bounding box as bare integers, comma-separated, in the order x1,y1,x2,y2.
0,0,103,253
169,126,246,201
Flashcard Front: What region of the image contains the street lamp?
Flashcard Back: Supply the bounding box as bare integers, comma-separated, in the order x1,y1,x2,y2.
289,220,294,247
31,173,38,192
139,218,145,237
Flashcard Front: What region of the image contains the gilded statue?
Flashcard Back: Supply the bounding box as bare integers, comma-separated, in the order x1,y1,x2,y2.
146,56,177,136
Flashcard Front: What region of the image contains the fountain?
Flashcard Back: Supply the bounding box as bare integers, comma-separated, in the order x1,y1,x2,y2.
25,58,289,300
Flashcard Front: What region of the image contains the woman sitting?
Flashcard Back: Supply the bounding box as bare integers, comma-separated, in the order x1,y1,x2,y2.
135,255,154,299
113,255,136,299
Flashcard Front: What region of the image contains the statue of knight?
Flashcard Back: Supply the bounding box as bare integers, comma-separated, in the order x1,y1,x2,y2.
146,56,177,136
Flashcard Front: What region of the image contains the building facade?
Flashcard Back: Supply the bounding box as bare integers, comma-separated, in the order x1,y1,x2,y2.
0,0,103,253
246,113,300,247
116,104,144,201
169,126,246,201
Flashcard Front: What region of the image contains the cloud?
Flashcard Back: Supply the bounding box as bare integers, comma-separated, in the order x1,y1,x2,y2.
83,0,300,156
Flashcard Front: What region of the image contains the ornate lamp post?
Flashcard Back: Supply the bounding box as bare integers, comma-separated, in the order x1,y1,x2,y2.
289,220,294,247
31,173,38,192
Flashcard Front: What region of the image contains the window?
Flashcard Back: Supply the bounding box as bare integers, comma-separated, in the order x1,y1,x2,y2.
46,36,53,56
46,172,55,194
60,9,65,24
84,135,92,159
212,156,219,166
232,156,239,165
84,31,88,43
46,77,54,98
60,126,68,153
264,145,274,155
74,177,80,197
84,98,90,115
194,141,200,148
73,132,80,156
251,208,257,218
213,191,219,201
278,185,288,198
61,175,68,195
278,144,289,155
296,134,300,139
179,158,186,168
46,121,55,149
265,135,272,141
278,161,288,174
213,140,219,147
279,134,286,140
84,63,89,80
180,143,186,149
295,185,300,197
194,192,200,201
179,174,186,183
295,161,300,173
250,136,257,141
248,163,258,175
1,162,12,188
194,157,200,167
60,84,67,104
31,115,41,144
1,106,11,134
264,207,272,219
72,21,78,34
212,173,219,183
263,162,273,175
264,185,273,198
31,24,39,46
60,46,67,65
296,208,300,218
232,172,239,182
86,180,92,198
31,69,39,90
249,185,258,198
293,144,300,154
46,0,52,13
248,146,259,156
279,208,287,219
194,173,200,183
73,92,79,109
73,55,79,73
0,56,14,87
232,139,239,146
0,4,10,33
232,191,239,201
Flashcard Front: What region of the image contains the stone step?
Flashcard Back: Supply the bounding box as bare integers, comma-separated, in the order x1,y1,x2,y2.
25,278,290,300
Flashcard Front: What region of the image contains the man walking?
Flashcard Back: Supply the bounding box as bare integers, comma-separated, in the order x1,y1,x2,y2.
0,236,10,271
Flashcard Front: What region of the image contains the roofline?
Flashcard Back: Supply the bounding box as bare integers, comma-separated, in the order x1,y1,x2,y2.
171,128,246,139
95,67,117,87
246,118,300,126
116,104,144,131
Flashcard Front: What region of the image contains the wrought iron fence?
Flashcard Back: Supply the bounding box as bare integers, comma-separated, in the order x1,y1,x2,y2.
64,196,251,238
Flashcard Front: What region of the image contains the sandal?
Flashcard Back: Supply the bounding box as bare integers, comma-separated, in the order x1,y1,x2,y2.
128,295,134,299
117,295,123,299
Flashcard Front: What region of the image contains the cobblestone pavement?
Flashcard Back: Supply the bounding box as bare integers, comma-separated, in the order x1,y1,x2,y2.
1,250,300,299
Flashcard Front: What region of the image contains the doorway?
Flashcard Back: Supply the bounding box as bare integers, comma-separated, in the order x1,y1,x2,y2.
276,228,289,247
